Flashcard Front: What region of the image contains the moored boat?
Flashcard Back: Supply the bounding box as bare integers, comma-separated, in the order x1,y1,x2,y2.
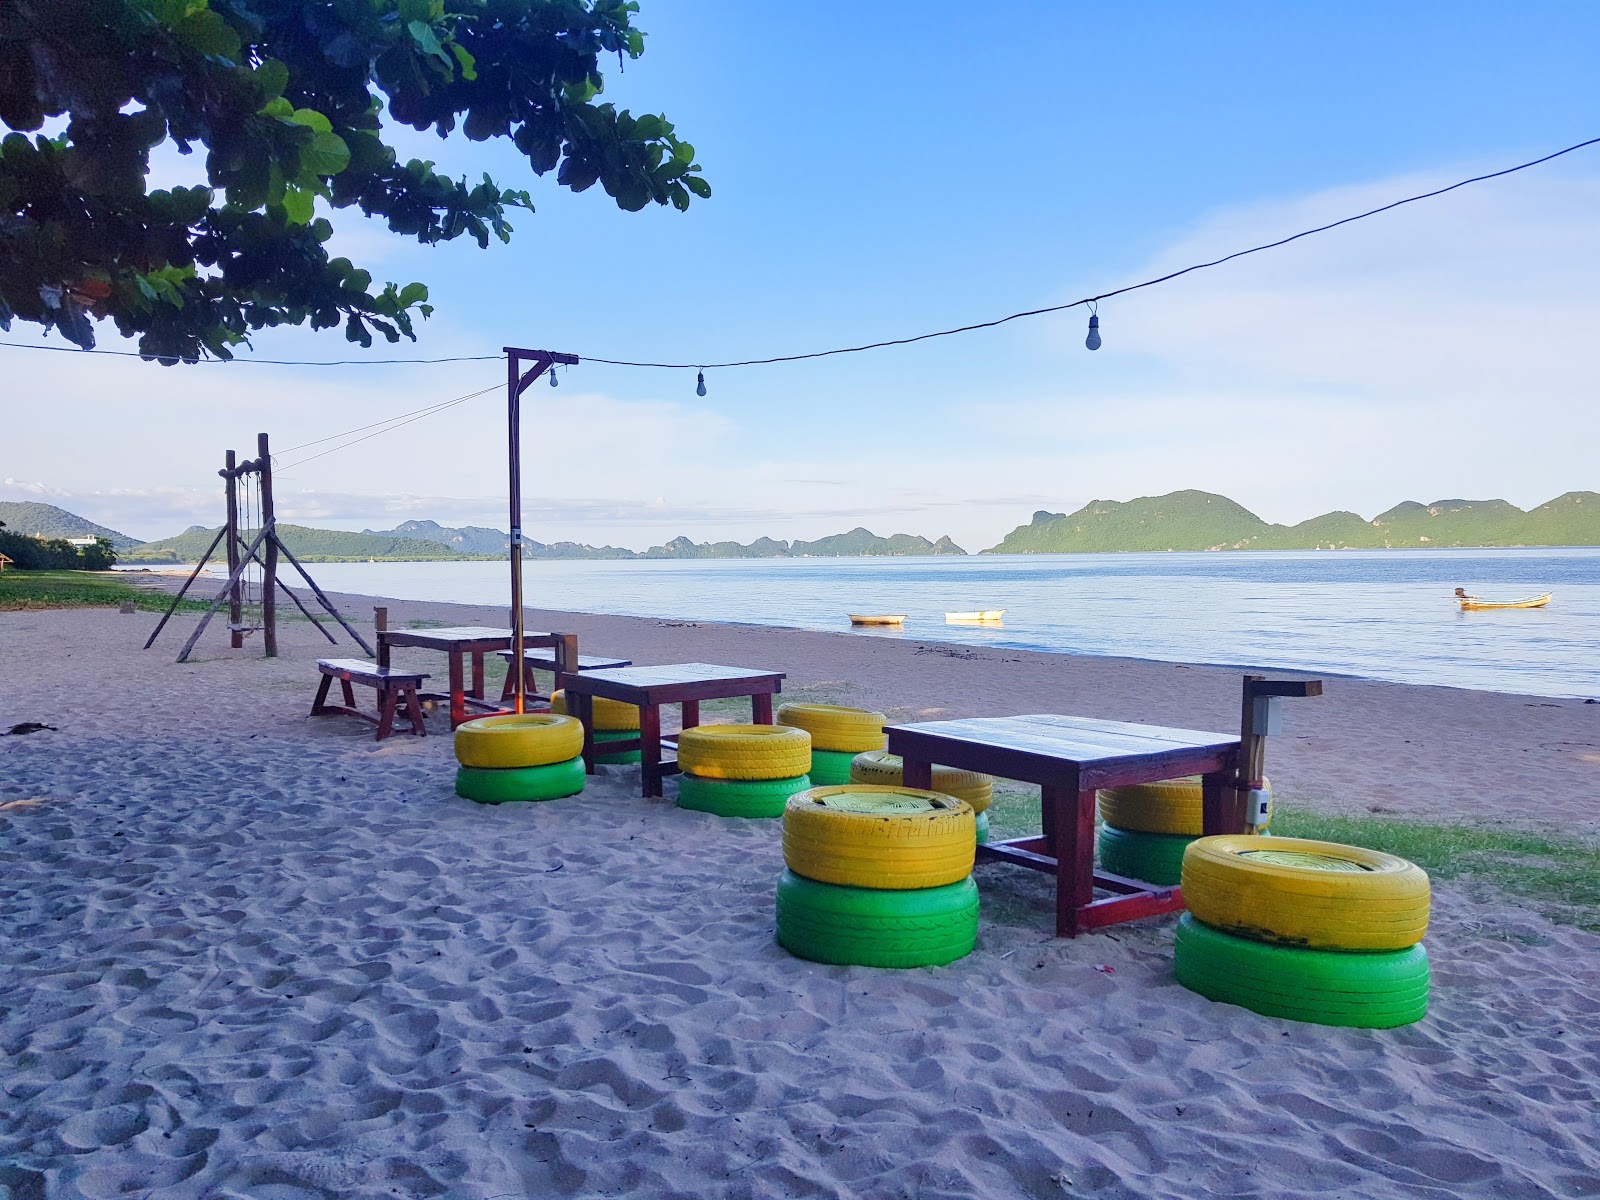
848,613,906,625
945,609,1005,622
1454,589,1552,611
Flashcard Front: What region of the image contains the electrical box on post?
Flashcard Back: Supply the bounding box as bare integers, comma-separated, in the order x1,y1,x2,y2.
1251,695,1283,736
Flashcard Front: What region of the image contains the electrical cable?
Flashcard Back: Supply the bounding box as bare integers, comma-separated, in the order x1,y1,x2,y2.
272,382,500,473
273,380,502,455
0,134,1591,373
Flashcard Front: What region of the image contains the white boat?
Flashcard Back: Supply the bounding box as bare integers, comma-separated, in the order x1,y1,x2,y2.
848,613,906,626
946,609,1005,622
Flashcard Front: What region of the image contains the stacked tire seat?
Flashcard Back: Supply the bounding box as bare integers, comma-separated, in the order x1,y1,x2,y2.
776,703,886,785
1095,776,1272,885
551,689,641,765
454,713,586,804
776,785,978,968
674,724,812,818
849,750,995,844
1174,835,1431,1028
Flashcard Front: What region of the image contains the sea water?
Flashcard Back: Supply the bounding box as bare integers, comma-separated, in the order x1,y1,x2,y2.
180,548,1600,698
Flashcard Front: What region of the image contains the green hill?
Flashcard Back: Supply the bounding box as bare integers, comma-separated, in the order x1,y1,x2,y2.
0,501,139,549
987,490,1600,553
641,528,967,559
123,524,483,563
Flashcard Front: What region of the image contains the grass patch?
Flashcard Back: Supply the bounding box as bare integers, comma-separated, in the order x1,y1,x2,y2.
406,618,449,629
1271,808,1600,931
0,570,207,614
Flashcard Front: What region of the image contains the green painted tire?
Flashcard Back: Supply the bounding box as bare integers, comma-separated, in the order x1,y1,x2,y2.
808,748,857,786
455,757,585,804
1098,824,1194,886
975,810,990,845
677,773,811,818
1174,914,1429,1028
592,729,641,765
775,869,978,968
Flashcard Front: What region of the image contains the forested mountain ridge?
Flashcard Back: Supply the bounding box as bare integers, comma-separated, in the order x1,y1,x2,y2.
987,491,1600,553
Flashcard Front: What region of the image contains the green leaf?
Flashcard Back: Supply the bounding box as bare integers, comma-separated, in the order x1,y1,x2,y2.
684,175,711,199
299,131,350,177
408,20,447,61
259,97,294,120
398,281,428,306
280,186,314,225
289,108,333,135
398,0,432,20
175,10,241,60
255,59,289,101
449,42,477,81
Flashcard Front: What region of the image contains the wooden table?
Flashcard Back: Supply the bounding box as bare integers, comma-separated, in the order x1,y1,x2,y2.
377,626,563,729
887,714,1242,938
563,663,786,797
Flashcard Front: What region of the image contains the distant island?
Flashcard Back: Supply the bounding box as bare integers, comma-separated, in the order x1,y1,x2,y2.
9,490,1597,565
92,512,971,563
988,490,1600,553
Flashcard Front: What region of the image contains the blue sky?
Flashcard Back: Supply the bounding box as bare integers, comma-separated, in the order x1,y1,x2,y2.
4,1,1599,548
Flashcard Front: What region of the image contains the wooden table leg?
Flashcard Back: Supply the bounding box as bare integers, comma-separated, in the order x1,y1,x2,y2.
681,699,700,732
403,686,426,736
571,692,596,773
1048,776,1095,938
639,703,663,797
448,650,466,728
340,678,357,708
469,651,485,699
901,754,933,790
311,674,333,715
376,686,398,741
1201,748,1243,835
752,692,774,723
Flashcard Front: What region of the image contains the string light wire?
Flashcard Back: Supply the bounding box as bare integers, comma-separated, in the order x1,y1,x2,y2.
0,134,1592,373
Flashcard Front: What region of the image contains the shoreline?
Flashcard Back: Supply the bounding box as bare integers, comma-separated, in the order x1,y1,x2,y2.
101,576,1600,826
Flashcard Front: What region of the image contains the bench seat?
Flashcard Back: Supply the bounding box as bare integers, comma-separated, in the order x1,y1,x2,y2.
312,659,429,740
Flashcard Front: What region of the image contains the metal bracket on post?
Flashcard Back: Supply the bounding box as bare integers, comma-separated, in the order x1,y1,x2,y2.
503,346,579,714
1237,675,1323,833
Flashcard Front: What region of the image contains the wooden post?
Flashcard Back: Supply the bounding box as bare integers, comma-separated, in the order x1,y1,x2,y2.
503,347,578,714
507,352,525,713
375,606,390,667
257,432,277,656
1237,675,1324,833
225,449,242,648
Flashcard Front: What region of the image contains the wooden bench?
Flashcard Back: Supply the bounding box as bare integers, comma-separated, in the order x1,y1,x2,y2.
311,658,429,740
496,647,633,704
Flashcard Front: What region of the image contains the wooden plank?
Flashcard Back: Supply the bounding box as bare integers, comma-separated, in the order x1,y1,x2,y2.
176,524,270,662
973,842,1058,873
270,532,376,657
1074,889,1185,931
143,525,226,650
894,713,1237,752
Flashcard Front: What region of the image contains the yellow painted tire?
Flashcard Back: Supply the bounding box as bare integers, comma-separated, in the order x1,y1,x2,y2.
676,724,812,781
783,785,975,889
1096,776,1272,836
454,713,584,769
848,750,993,814
551,689,641,732
1182,836,1430,952
776,703,887,753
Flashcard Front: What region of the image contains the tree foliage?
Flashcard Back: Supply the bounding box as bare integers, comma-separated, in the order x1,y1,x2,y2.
0,0,707,361
0,529,118,569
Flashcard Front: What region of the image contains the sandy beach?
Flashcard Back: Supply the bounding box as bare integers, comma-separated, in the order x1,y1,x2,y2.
3,591,1598,1198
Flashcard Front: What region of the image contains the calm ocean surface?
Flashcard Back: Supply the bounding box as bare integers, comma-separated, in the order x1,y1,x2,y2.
214,549,1599,698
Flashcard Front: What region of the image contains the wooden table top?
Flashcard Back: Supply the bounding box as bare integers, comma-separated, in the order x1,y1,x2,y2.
379,627,553,649
564,662,783,695
887,714,1238,766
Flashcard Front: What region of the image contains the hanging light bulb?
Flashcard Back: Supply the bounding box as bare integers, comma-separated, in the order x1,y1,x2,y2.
1085,311,1102,351
549,367,559,387
696,370,707,397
